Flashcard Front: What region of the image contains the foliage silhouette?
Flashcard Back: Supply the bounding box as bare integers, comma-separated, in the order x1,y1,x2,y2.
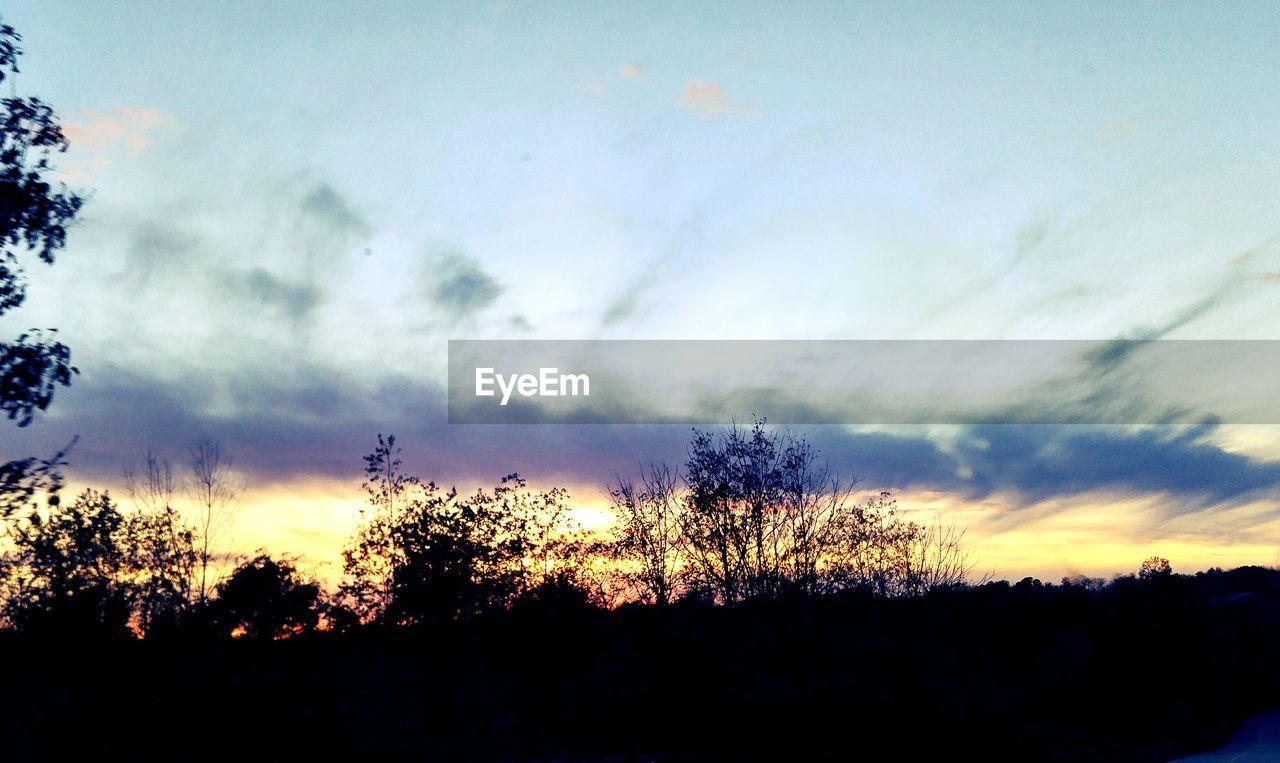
0,489,193,637
0,18,84,524
0,20,83,427
342,435,588,626
211,553,321,640
609,420,978,605
0,432,1276,761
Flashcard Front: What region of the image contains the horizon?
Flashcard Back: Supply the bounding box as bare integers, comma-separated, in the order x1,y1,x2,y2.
3,0,1280,589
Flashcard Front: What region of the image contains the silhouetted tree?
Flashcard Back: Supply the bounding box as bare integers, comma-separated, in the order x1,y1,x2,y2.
212,553,321,639
0,487,197,637
610,422,979,604
680,421,791,602
187,439,244,603
123,450,197,629
342,435,582,625
0,20,83,516
340,434,418,619
608,463,684,605
123,504,197,634
0,438,72,517
1139,556,1173,580
0,490,133,636
124,450,176,515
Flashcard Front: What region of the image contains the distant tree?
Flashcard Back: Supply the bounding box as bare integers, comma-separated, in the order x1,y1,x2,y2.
0,488,196,637
607,463,684,605
680,420,791,603
340,434,418,619
342,435,580,625
120,451,200,632
1138,556,1173,580
611,422,980,605
187,440,244,604
384,475,563,625
1061,574,1107,591
0,490,132,636
124,450,176,515
122,502,197,634
0,19,84,515
212,553,321,640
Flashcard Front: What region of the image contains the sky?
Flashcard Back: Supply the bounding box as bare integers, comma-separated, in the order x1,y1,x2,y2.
3,1,1280,583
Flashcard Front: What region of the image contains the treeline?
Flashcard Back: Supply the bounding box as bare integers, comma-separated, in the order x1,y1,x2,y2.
0,422,985,638
7,427,1280,760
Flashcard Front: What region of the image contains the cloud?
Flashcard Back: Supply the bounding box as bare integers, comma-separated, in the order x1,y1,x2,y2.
601,214,707,327
86,175,373,357
64,106,173,153
424,251,503,320
6,324,1280,564
1082,276,1244,376
944,424,1280,510
618,63,644,81
677,80,759,119
61,107,175,178
231,268,321,324
299,182,372,238
13,359,1280,533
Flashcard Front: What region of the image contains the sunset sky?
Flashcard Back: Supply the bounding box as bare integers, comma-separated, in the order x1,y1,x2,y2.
3,1,1280,583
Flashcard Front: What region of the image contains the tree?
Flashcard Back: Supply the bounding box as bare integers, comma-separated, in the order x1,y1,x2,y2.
1139,556,1173,580
340,434,418,618
608,462,684,605
123,450,197,628
212,553,321,639
187,439,244,604
122,503,197,634
0,19,84,516
0,437,73,516
609,422,980,605
0,489,132,635
679,420,858,602
124,450,176,515
0,488,196,637
342,435,582,625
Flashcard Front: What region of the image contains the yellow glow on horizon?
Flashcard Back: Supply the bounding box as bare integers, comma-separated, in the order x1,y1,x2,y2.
51,475,1278,590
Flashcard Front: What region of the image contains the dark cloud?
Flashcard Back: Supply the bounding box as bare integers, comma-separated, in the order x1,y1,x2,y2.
121,220,201,280
602,215,706,328
425,252,502,320
231,268,321,324
299,182,371,237
6,362,1279,542
945,424,1280,509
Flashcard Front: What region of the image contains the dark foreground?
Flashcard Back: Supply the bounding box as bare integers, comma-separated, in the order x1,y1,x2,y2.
5,568,1280,762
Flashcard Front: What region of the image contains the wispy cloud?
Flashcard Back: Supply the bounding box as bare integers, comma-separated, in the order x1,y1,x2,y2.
618,63,644,81
423,251,503,322
677,80,759,119
61,106,175,178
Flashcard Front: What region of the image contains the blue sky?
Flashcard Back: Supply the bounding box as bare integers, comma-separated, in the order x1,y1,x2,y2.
3,1,1280,579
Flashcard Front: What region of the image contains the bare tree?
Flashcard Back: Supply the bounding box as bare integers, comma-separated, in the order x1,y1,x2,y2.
186,440,244,604
124,450,175,515
123,450,197,617
608,463,684,606
903,518,984,595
